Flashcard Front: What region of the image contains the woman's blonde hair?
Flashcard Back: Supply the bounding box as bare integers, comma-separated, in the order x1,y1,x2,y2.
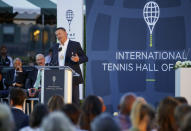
130,99,155,129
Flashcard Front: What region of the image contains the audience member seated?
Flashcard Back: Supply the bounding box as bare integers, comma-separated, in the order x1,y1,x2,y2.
5,58,27,89
98,96,106,112
79,95,102,131
157,96,179,131
174,96,188,105
129,100,155,131
91,113,121,131
116,93,136,131
0,70,8,98
41,111,75,131
0,104,14,131
174,104,191,130
0,70,3,90
20,104,49,131
180,112,191,131
10,88,29,131
26,54,46,97
61,104,81,129
0,45,13,67
45,49,53,65
48,95,65,112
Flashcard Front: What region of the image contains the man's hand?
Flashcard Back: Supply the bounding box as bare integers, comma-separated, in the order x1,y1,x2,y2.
12,83,23,87
16,65,23,72
28,88,37,97
12,82,16,87
71,54,79,62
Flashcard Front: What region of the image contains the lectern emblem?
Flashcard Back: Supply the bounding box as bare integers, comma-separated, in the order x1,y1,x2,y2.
52,76,56,84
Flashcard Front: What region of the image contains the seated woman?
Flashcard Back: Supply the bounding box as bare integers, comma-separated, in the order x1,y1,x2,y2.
79,95,102,131
129,99,155,131
48,95,65,112
20,104,49,131
157,96,179,131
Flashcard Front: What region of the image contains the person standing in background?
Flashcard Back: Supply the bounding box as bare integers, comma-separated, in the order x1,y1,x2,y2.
45,49,53,65
0,45,13,67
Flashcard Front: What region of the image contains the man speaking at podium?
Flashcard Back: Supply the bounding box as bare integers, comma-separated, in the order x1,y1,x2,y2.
50,27,88,105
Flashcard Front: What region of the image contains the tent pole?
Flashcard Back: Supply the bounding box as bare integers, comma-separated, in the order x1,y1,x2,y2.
42,13,44,26
42,13,45,52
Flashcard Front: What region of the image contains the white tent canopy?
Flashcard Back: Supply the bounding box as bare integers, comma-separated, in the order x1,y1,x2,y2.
0,0,57,23
2,0,40,15
49,0,57,4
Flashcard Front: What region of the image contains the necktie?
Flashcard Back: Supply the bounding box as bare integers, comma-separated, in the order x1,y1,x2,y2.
33,70,42,89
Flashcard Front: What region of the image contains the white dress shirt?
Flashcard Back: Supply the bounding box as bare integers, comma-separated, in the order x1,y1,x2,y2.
58,39,69,66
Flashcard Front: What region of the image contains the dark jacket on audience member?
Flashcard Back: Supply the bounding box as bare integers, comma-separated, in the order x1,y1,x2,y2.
5,69,27,88
11,108,29,131
25,67,38,89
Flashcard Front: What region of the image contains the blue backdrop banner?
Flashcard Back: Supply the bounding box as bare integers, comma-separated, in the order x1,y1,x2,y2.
86,0,191,112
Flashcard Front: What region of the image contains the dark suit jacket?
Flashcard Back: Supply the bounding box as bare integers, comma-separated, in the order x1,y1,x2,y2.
50,40,88,85
11,108,29,131
25,65,49,89
5,69,27,89
25,67,38,89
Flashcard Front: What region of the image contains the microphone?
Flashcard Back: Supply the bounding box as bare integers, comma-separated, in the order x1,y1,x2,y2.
58,47,62,52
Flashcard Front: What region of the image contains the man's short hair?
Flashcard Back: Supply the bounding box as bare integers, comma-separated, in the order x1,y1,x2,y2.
0,104,14,131
10,88,26,106
36,53,44,60
56,27,66,32
13,58,22,64
0,45,7,50
49,48,53,53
